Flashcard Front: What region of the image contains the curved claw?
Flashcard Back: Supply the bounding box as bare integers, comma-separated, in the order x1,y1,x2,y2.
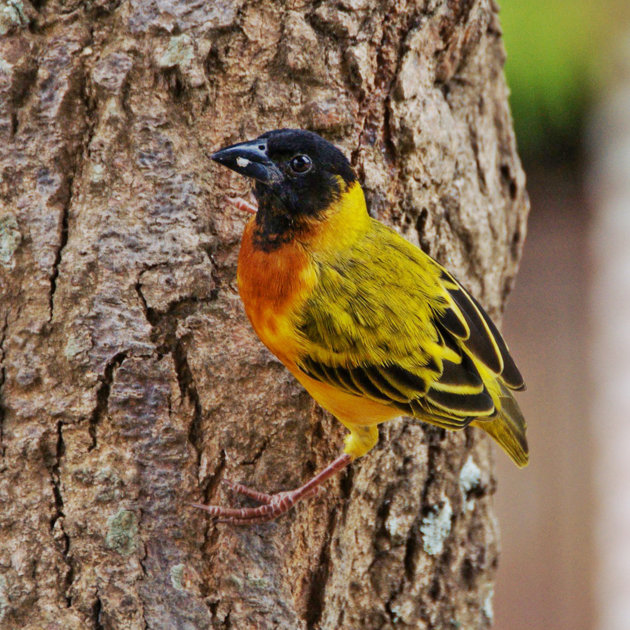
221,479,274,504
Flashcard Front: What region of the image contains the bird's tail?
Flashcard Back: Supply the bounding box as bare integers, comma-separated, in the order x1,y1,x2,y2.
472,384,529,467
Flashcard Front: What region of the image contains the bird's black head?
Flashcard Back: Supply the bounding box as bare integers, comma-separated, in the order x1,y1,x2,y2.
212,129,357,249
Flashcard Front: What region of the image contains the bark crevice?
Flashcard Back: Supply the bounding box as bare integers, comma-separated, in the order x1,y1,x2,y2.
88,352,127,451
49,419,74,607
304,507,340,630
48,189,71,323
134,278,212,494
172,339,204,469
92,594,104,630
48,37,94,322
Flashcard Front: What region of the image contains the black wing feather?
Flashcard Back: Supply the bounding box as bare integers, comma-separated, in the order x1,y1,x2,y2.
447,287,503,374
438,356,483,389
298,359,434,403
439,270,525,390
363,367,410,403
463,290,525,390
426,387,495,415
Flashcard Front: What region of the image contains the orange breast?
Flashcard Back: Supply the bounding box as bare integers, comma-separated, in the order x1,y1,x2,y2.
237,218,317,364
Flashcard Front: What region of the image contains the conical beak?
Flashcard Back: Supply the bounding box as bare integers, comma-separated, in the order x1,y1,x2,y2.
211,138,283,184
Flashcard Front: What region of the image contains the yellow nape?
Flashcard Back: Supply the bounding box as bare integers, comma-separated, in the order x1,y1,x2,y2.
305,181,371,252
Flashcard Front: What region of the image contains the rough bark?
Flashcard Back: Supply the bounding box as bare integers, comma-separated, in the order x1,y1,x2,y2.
0,0,528,628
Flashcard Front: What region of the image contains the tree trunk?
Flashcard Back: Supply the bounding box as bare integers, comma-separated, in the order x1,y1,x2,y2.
0,0,528,628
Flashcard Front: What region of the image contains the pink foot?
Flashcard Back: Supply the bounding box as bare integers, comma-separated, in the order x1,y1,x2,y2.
192,453,352,525
226,196,258,215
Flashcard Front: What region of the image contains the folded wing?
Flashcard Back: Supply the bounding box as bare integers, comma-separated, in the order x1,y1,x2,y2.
295,223,525,431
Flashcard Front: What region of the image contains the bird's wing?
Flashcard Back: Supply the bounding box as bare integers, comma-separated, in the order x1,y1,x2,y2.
294,222,524,426
435,265,525,391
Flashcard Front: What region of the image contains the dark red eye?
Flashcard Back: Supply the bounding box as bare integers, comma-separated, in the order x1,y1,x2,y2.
289,154,312,174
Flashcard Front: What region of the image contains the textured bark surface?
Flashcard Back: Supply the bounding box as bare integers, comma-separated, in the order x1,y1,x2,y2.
0,0,528,628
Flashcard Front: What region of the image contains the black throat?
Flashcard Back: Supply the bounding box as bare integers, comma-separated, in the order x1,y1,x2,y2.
251,185,306,252
250,176,340,252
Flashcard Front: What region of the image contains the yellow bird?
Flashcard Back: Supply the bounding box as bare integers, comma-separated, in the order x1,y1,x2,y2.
198,129,528,524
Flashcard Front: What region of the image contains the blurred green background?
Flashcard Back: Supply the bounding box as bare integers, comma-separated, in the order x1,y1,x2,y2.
501,0,629,161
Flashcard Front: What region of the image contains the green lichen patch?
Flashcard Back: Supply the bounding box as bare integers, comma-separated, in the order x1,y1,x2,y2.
0,0,29,36
0,215,21,270
459,455,482,513
105,509,138,556
170,564,185,591
159,34,195,69
0,574,9,622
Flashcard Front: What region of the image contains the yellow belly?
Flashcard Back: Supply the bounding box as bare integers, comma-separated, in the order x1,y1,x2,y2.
288,364,399,427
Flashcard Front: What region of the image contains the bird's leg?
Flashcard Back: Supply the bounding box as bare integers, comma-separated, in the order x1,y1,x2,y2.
226,196,258,215
192,453,352,525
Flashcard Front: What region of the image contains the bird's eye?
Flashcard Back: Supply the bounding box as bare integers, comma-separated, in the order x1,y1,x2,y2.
289,154,312,174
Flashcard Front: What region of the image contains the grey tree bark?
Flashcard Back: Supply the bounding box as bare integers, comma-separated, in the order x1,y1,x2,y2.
0,0,528,628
